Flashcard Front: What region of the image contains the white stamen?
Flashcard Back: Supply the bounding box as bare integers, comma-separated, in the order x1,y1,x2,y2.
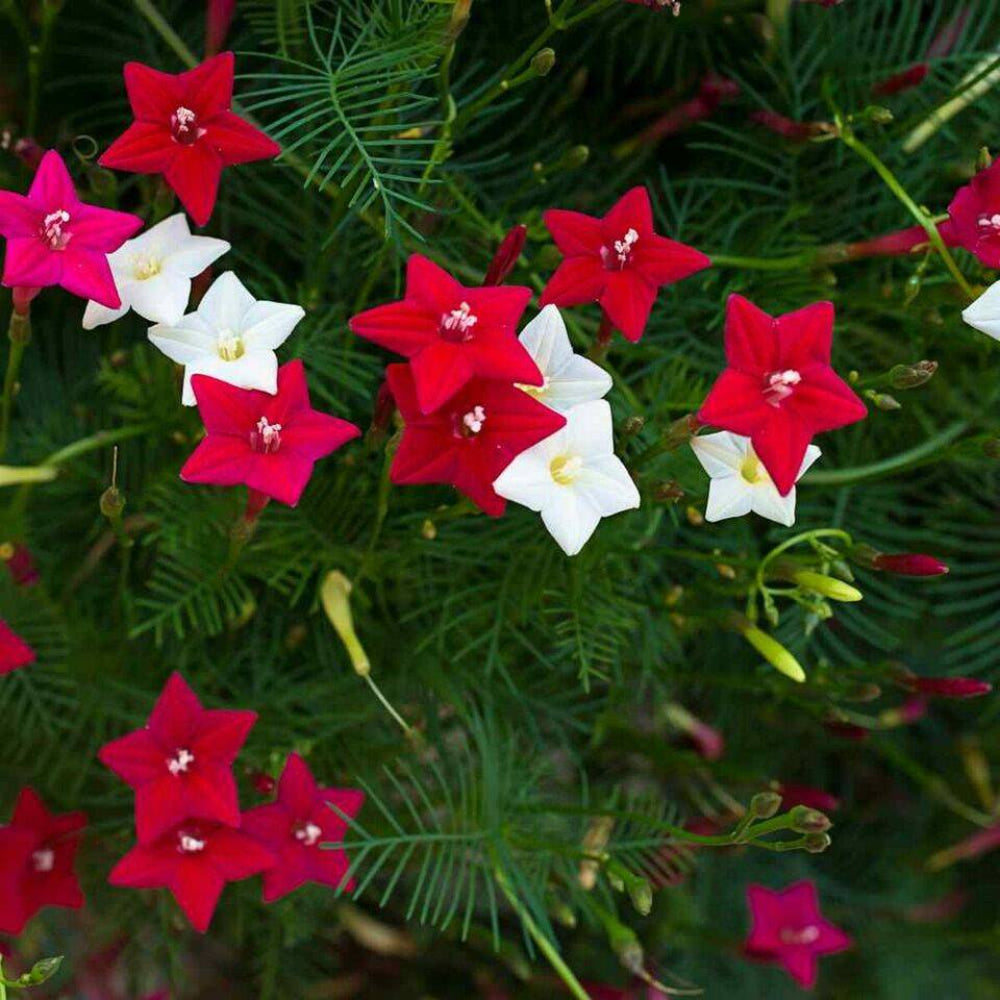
441,301,478,337
294,822,323,847
763,369,801,407
167,748,195,776
253,416,283,454
132,254,162,280
170,106,206,143
41,209,71,250
601,228,639,268
462,405,486,434
32,849,54,873
978,213,1000,230
177,833,206,854
780,925,821,946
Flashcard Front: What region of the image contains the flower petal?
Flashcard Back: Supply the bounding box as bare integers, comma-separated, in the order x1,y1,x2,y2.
539,256,606,308
123,61,185,121
204,111,281,165
180,51,235,119
240,301,305,350
164,144,223,227
704,476,754,522
542,208,605,255
599,269,657,342
60,247,121,308
28,150,78,208
99,122,176,173
198,271,256,329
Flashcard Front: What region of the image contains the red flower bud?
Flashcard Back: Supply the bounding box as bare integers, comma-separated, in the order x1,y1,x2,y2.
206,0,236,58
902,676,992,699
873,63,929,97
11,285,40,316
872,552,949,577
776,782,840,813
2,542,39,587
748,110,832,142
483,224,527,286
824,721,869,742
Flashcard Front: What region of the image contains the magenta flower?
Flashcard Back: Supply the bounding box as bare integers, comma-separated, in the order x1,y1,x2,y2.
745,881,852,989
0,150,142,307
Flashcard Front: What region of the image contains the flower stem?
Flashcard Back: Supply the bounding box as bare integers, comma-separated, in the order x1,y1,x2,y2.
709,251,816,271
0,307,31,461
493,865,592,1000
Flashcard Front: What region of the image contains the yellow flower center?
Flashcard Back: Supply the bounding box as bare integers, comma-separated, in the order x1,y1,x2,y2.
550,454,583,485
217,331,245,361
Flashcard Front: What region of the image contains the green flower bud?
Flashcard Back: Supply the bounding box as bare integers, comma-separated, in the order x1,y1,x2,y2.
789,805,832,834
804,831,832,853
750,791,783,820
793,570,863,603
741,625,806,683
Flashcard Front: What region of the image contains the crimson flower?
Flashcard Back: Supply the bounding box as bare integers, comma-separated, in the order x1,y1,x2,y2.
0,620,35,675
0,788,86,935
349,255,538,414
745,881,852,990
540,186,710,342
98,672,257,843
386,362,566,516
697,294,867,495
242,752,364,902
100,52,280,226
0,150,141,307
943,159,1000,267
180,359,360,507
109,820,274,933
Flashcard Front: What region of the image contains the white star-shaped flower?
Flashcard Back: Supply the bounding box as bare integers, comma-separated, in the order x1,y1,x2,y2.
148,271,305,405
962,280,1000,341
690,431,821,527
493,399,640,556
82,214,229,329
516,304,612,411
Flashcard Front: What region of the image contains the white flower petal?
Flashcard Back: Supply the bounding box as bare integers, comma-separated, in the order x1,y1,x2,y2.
148,317,216,366
240,301,305,350
163,235,231,279
798,443,822,477
704,477,754,522
544,354,613,411
540,490,603,556
575,454,640,516
519,304,573,373
563,399,615,459
963,279,1000,341
691,431,747,477
492,448,556,511
197,271,255,330
127,273,192,325
82,298,129,330
181,351,278,406
750,484,797,527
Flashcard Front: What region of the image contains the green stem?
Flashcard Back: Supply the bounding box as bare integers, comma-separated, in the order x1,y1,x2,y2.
709,251,815,271
0,311,30,460
132,0,191,64
493,866,592,1000
42,422,158,468
364,674,416,740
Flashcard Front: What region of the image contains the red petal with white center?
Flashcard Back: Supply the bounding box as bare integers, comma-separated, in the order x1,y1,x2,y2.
601,185,654,240
775,300,834,369
723,294,779,374
282,411,360,463
204,111,281,165
180,436,256,487
123,61,185,121
190,374,260,434
411,340,476,413
70,203,143,252
0,192,39,238
27,151,78,209
751,409,815,496
60,247,121,308
543,208,605,256
633,233,711,286
148,673,204,746
697,368,770,436
600,269,658,342
539,256,606,307
788,366,867,434
172,859,225,933
98,729,163,786
99,122,177,173
180,51,235,119
349,298,440,356
2,236,62,289
164,143,224,227
462,283,532,334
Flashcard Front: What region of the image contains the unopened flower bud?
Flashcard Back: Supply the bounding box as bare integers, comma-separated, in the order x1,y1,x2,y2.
803,831,832,854
880,696,927,727
421,518,437,540
627,877,653,916
868,391,901,411
664,413,700,451
901,675,992,699
978,146,993,171
685,505,703,526
792,570,863,603
741,624,806,683
789,805,832,834
653,480,684,503
565,144,590,168
622,415,645,437
100,485,125,521
749,791,783,820
531,48,556,77
483,224,528,286
320,571,370,677
864,104,894,125
19,956,62,986
871,552,949,577
889,360,937,389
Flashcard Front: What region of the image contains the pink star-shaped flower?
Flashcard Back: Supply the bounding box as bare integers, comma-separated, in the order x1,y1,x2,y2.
0,619,35,675
98,672,257,843
349,254,539,414
943,159,1000,267
109,820,274,933
99,52,280,226
0,150,142,307
540,186,710,342
242,753,364,903
745,881,852,989
697,294,867,495
180,359,360,507
386,362,566,516
0,787,86,935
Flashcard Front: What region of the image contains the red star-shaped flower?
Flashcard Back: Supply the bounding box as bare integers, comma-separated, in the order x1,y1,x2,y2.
98,672,257,843
697,294,866,495
109,820,274,933
180,359,360,507
99,52,280,227
540,186,710,342
943,158,1000,267
349,255,539,414
0,150,141,307
745,881,852,990
242,753,364,903
0,619,35,675
0,788,86,935
386,362,566,516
